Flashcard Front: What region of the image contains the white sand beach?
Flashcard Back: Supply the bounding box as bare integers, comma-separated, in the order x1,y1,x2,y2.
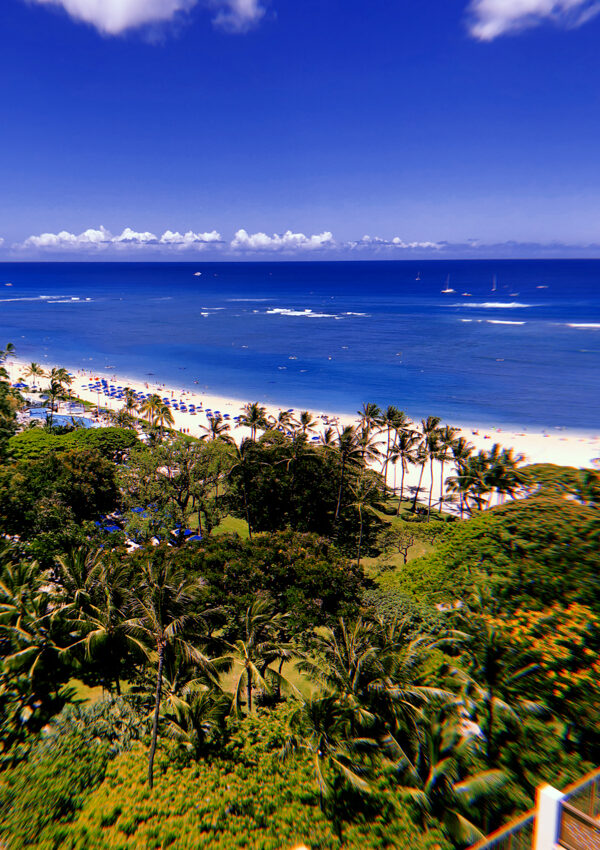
6,357,600,498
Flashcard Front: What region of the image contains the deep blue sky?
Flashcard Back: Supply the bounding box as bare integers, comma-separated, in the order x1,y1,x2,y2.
1,0,600,258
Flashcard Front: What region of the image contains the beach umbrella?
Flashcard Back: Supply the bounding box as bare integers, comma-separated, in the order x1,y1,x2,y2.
187,535,202,542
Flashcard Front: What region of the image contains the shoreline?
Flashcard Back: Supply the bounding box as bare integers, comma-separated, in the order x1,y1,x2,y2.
5,356,600,483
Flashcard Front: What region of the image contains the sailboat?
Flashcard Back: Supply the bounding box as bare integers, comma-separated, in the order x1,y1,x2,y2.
491,275,497,293
441,275,455,294
416,271,421,281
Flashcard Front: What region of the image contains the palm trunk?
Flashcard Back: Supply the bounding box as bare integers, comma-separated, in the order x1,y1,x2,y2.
334,457,346,522
486,686,495,766
439,460,445,512
242,469,252,539
412,464,425,513
356,504,363,567
246,667,252,714
427,457,435,520
148,640,165,789
397,462,407,515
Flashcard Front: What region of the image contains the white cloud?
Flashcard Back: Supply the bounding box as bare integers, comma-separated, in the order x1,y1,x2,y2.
160,229,222,245
467,0,600,39
17,225,223,253
27,0,198,35
230,229,335,252
211,0,266,32
25,0,266,35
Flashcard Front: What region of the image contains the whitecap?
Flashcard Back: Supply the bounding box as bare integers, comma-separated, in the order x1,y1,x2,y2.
344,311,370,317
567,323,600,329
487,320,526,325
267,308,337,318
451,302,532,309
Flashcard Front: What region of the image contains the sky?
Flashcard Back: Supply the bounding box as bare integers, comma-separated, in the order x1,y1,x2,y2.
1,0,600,259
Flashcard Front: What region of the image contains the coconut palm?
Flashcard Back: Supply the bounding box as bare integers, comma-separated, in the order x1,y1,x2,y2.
238,401,268,440
390,430,421,511
0,342,15,364
228,438,255,539
49,367,73,400
216,598,293,716
199,412,233,443
23,362,46,390
379,406,411,484
153,402,175,439
357,402,382,436
420,416,442,518
45,379,65,427
129,559,210,788
410,444,429,513
139,393,162,425
397,702,507,846
293,410,318,435
267,409,294,431
122,387,139,416
436,425,460,512
333,425,362,522
348,472,381,568
283,695,374,809
65,559,146,694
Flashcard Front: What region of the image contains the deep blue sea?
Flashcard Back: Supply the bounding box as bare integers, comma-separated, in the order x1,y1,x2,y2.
1,260,599,430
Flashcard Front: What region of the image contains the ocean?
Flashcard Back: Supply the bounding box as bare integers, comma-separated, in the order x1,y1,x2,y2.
0,260,599,430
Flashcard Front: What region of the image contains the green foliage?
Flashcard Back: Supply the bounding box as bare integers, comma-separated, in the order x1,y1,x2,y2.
384,495,600,608
8,426,139,462
0,449,120,558
170,530,371,633
63,710,449,849
0,725,109,847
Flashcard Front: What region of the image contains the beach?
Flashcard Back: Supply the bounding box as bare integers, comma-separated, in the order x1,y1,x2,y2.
6,356,599,499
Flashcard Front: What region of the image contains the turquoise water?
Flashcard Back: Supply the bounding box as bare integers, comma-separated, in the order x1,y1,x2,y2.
1,260,599,429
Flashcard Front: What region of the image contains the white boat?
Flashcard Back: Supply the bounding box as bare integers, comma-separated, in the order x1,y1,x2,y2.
492,275,497,292
416,271,421,281
441,275,455,294
193,272,202,277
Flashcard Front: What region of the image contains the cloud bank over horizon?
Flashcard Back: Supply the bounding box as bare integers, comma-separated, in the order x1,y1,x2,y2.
25,0,266,35
6,225,600,259
467,0,600,40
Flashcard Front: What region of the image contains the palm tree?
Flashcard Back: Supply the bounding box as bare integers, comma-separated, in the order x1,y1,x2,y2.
410,444,429,513
445,454,490,517
445,437,474,518
397,702,507,846
238,402,268,440
228,438,255,539
283,695,373,810
455,597,541,768
0,342,15,364
23,362,45,390
333,425,362,522
49,367,73,400
319,426,336,447
390,430,421,511
45,379,65,427
293,410,318,435
139,393,162,426
64,558,145,695
153,402,175,439
379,406,411,484
357,402,381,436
436,425,460,512
122,388,139,416
420,416,442,519
164,686,232,759
267,409,294,431
129,559,210,788
348,472,381,568
199,413,233,443
216,599,293,716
